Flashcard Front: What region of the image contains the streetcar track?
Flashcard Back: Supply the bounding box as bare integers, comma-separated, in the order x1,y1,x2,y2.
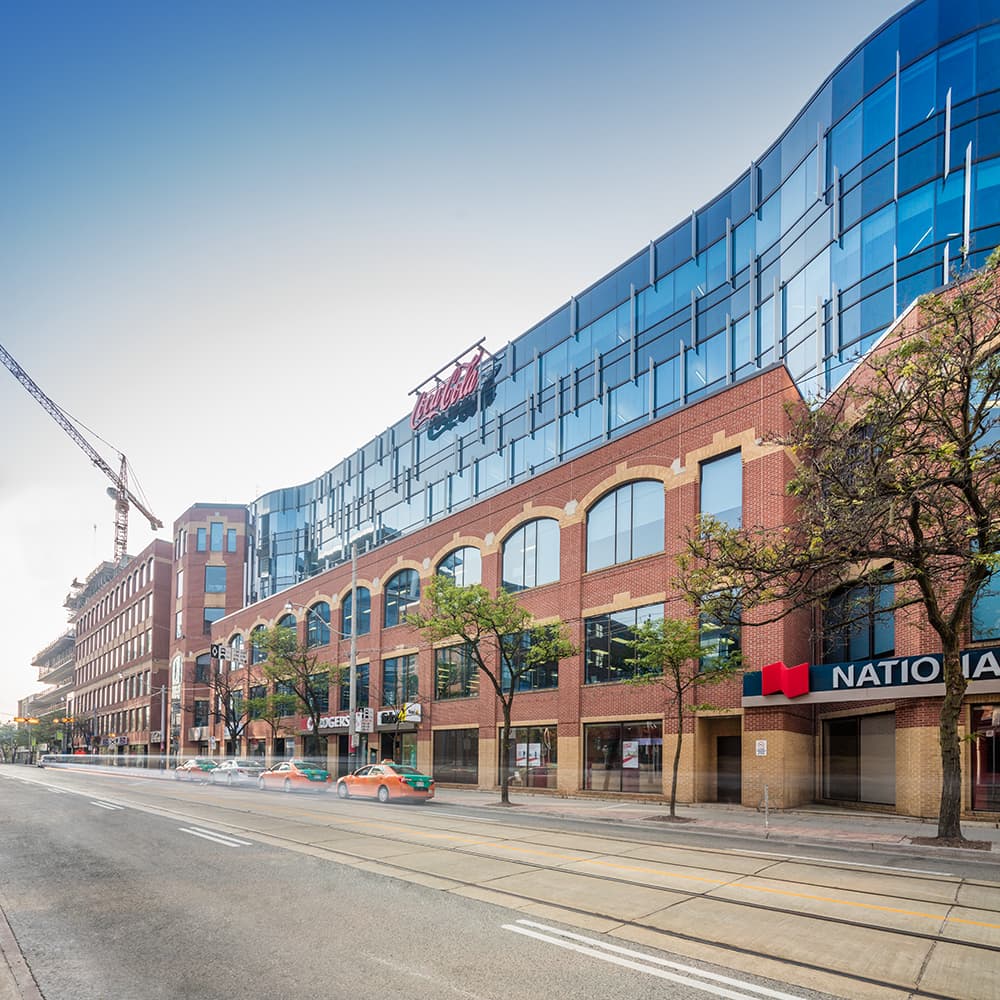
10,769,1000,999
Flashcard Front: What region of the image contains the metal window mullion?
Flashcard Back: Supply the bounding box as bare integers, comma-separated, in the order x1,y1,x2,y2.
893,243,898,317
816,121,825,201
570,297,577,335
690,290,698,349
832,284,841,353
647,358,654,418
773,276,782,360
602,385,610,440
648,241,655,286
833,167,841,243
815,296,824,396
750,160,758,217
725,313,733,385
629,283,637,381
964,141,973,259
594,350,602,400
944,87,952,180
690,210,697,258
893,51,900,201
944,241,951,285
680,341,688,405
725,217,733,285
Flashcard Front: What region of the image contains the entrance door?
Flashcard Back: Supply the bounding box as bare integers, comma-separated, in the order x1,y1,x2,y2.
717,735,742,803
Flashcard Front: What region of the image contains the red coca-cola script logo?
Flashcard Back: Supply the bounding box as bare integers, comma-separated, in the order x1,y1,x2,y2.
410,349,484,431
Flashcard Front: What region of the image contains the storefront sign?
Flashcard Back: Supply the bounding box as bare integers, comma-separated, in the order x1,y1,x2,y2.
755,740,768,757
302,713,360,732
409,346,500,436
744,646,1000,706
377,703,422,726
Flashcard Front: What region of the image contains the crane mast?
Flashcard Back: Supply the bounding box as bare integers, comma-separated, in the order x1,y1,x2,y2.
0,340,162,561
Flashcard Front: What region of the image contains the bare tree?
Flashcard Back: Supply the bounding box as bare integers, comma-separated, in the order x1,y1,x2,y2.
682,252,1000,841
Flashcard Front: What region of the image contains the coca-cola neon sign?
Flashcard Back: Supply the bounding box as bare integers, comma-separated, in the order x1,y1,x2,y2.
410,342,497,433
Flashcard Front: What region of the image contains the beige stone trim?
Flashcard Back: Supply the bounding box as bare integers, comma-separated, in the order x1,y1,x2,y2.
428,537,486,570
567,467,672,525
492,506,565,549
579,713,664,725
373,560,423,593
335,580,374,603
673,428,784,490
582,592,668,617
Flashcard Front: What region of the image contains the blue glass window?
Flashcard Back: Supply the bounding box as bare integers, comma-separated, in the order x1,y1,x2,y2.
384,570,420,628
307,602,330,647
700,451,742,528
501,632,559,692
203,607,224,636
339,663,369,711
251,625,266,664
502,518,559,592
586,480,664,571
383,654,418,706
210,522,223,552
584,603,663,684
435,643,478,700
699,596,741,670
226,528,237,553
438,547,482,587
342,587,371,637
823,579,895,663
196,528,207,552
900,54,937,134
204,565,226,594
973,572,1000,641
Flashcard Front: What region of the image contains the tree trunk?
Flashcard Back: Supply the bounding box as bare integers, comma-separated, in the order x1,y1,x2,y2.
670,695,683,818
500,702,512,804
937,646,968,840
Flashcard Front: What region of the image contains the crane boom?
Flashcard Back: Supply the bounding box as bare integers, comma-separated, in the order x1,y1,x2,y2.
0,341,163,561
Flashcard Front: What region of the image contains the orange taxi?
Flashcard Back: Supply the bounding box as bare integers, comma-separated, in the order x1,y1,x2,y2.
257,759,332,793
335,761,435,803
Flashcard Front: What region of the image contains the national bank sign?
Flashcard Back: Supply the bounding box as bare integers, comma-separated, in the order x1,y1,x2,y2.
742,647,1000,706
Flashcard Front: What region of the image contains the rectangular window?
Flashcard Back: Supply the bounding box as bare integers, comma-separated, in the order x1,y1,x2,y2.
175,611,183,639
500,724,557,789
973,569,1000,642
308,672,329,713
193,700,209,728
699,594,742,670
203,607,225,636
501,632,559,691
700,450,742,528
196,528,207,552
204,566,227,594
584,604,663,684
226,528,237,553
383,654,418,706
583,720,662,793
275,681,296,717
248,685,266,719
823,579,894,662
432,728,478,784
339,663,369,711
176,569,184,600
210,522,223,552
435,643,479,700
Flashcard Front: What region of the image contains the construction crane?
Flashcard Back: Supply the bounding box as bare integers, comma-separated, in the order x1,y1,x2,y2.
0,340,162,562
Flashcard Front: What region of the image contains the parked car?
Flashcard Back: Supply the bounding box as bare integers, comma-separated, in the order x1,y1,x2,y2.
210,758,265,787
36,754,56,768
174,758,219,781
336,761,435,803
257,759,331,793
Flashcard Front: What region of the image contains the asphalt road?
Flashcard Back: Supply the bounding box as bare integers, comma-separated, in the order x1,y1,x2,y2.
4,764,1000,999
0,767,840,1000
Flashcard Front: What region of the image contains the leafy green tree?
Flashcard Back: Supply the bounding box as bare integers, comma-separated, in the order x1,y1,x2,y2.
626,617,740,818
245,691,299,762
407,575,576,804
0,721,18,762
253,626,332,762
682,252,1000,842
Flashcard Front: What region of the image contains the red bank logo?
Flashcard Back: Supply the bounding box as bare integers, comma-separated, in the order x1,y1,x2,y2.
761,660,810,698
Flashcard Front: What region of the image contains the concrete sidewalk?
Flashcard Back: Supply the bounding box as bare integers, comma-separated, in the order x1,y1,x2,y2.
431,785,1000,858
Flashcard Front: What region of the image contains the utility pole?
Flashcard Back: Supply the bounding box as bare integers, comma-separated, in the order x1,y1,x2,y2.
348,543,358,770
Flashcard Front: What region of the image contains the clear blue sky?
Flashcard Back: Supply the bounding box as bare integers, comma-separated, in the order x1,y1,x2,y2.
0,0,905,716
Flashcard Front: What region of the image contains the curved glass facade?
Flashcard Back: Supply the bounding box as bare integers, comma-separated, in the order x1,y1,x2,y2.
250,0,1000,602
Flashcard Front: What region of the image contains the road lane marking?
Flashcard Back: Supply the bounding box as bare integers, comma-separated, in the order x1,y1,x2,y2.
179,827,252,848
742,849,953,877
90,801,124,810
503,920,808,999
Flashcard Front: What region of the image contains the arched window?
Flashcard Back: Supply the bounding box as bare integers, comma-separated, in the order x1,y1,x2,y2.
502,518,559,592
342,587,371,637
229,634,245,671
437,547,482,587
384,570,420,628
586,480,664,571
307,601,331,647
251,625,266,664
277,613,296,631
